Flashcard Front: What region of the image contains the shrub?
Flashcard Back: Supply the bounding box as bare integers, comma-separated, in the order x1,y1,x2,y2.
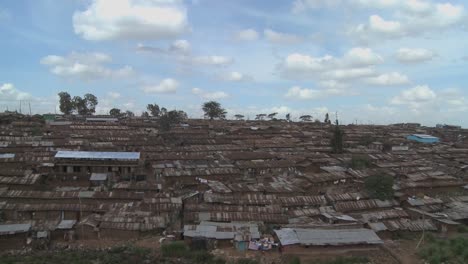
350,155,371,169
161,241,190,258
364,174,394,200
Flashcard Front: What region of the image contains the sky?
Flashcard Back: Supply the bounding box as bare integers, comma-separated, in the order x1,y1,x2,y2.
0,0,467,126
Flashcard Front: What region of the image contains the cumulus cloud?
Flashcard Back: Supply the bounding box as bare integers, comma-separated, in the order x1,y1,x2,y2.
395,48,435,63
349,2,466,41
235,29,259,41
169,39,191,54
191,56,233,66
40,52,134,80
219,71,253,82
264,29,303,44
285,86,349,100
279,47,382,80
365,72,410,85
292,0,342,12
263,29,303,44
73,0,189,41
0,83,32,100
191,88,229,100
108,91,121,99
142,78,179,94
390,85,436,107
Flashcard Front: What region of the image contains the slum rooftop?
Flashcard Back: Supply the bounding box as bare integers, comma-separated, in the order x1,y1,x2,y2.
0,113,467,249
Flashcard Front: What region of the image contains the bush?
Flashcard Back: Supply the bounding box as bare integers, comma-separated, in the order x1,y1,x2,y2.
235,259,260,264
364,174,394,200
350,155,371,169
161,241,190,258
457,225,468,233
289,256,301,264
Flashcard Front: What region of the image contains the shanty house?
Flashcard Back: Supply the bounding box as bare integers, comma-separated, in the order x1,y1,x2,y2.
0,223,32,250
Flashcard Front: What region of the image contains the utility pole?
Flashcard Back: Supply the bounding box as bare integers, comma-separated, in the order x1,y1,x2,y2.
29,102,32,115
19,100,22,114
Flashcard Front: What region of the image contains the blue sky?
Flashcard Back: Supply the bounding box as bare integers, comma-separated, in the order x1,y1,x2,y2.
0,0,467,126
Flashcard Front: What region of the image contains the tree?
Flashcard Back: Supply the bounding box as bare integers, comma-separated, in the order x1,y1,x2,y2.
58,92,73,115
125,111,135,118
202,101,226,120
299,115,312,122
109,108,122,117
84,93,98,115
330,120,344,153
286,113,291,122
72,96,87,115
324,113,331,124
160,107,167,116
365,175,394,200
255,114,266,120
147,104,160,117
159,110,186,132
234,114,244,120
267,112,278,120
141,111,149,118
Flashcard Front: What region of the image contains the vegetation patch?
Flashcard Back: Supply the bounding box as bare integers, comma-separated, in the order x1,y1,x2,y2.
419,235,468,264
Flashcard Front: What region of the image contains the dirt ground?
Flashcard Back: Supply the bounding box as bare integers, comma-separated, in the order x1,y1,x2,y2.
50,235,432,264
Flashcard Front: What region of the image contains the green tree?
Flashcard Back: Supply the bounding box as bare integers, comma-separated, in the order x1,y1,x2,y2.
159,110,187,132
330,120,344,153
72,96,87,115
125,110,135,117
84,93,98,114
141,111,149,118
324,113,331,124
234,114,244,120
365,175,394,200
267,112,278,120
255,114,266,120
109,108,122,117
202,101,226,120
58,92,73,115
147,104,160,117
299,115,312,122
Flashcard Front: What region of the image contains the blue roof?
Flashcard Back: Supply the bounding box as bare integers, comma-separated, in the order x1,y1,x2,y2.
411,134,439,139
55,151,140,161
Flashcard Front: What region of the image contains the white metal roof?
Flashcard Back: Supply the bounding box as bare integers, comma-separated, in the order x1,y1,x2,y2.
0,223,31,235
0,153,15,159
90,173,108,181
55,151,140,161
57,220,77,229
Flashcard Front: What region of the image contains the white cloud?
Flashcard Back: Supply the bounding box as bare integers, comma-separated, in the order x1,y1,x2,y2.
142,78,179,94
192,88,229,100
264,29,303,44
292,0,342,12
73,0,189,41
395,48,435,63
170,39,191,54
390,85,436,106
279,47,382,80
365,72,410,85
219,71,253,82
349,2,466,41
285,86,349,100
0,83,32,101
235,29,259,41
108,91,121,99
191,56,233,66
344,47,384,66
40,52,134,80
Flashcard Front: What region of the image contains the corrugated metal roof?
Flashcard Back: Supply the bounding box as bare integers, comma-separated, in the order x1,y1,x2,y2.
274,228,300,245
55,151,140,161
90,173,108,181
0,223,31,235
294,228,382,246
57,220,77,229
0,153,15,159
